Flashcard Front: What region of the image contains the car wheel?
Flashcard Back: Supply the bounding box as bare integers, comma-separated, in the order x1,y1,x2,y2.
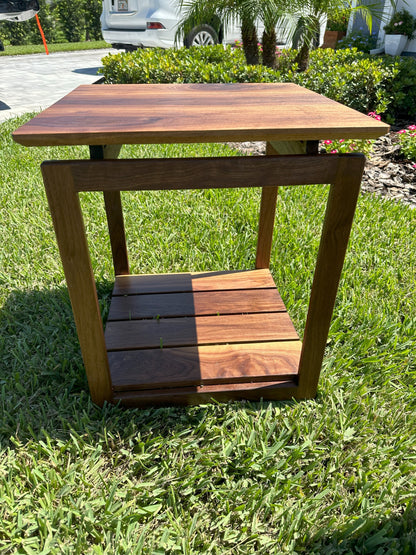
184,24,219,47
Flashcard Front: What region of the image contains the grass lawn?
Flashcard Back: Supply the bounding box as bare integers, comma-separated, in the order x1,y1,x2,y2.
0,40,110,56
0,114,416,554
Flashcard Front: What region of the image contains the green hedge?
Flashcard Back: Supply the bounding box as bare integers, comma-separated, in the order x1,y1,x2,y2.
100,45,416,122
284,49,400,117
100,46,277,84
0,0,102,45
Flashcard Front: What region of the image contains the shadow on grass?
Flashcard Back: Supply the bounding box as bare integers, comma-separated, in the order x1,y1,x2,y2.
0,283,263,444
305,505,416,553
0,282,119,443
1,286,415,552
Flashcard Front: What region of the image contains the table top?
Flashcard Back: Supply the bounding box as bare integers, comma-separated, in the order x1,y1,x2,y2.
12,83,389,147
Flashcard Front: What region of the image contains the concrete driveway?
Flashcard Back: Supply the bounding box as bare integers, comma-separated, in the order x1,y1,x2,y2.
0,48,117,123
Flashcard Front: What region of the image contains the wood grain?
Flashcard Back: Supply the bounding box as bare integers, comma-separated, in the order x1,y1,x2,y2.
109,341,301,391
41,163,112,406
267,139,320,156
297,155,365,398
107,288,285,320
105,312,299,351
113,380,299,407
13,83,389,147
112,269,276,295
46,155,341,192
89,144,130,276
256,142,280,269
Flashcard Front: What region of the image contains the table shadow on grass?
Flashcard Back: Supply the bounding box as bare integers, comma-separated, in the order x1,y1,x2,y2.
0,282,112,443
0,282,288,445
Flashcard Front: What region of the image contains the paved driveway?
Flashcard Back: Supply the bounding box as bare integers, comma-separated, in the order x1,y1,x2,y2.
0,48,117,123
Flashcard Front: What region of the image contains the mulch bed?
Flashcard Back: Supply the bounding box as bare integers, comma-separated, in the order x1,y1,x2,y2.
229,128,416,209
360,130,416,208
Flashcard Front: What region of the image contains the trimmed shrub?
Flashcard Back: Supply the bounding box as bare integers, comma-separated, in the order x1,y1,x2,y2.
0,0,102,45
291,48,398,116
56,0,85,42
0,19,29,45
385,56,416,121
84,0,102,41
27,0,65,44
100,46,278,84
101,45,416,121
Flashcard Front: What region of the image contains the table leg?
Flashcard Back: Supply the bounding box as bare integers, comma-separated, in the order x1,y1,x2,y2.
256,141,319,269
297,156,363,398
268,140,319,155
89,145,130,276
42,163,113,406
256,142,279,269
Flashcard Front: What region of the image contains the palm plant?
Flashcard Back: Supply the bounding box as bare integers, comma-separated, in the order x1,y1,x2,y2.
289,0,384,71
260,1,293,68
178,0,287,68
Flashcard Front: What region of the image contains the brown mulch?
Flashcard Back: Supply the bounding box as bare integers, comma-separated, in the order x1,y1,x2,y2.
360,131,416,208
229,130,416,209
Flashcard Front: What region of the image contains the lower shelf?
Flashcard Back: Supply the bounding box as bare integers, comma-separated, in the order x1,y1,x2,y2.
105,269,302,406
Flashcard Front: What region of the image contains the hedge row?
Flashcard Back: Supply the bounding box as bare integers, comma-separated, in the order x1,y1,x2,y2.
0,0,102,45
100,45,416,122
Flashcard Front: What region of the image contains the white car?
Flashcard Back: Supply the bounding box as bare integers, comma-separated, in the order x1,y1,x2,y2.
100,0,310,51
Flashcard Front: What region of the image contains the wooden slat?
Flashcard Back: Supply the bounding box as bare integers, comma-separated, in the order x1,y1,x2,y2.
109,340,301,391
112,269,276,295
113,380,299,407
107,288,285,320
13,83,389,147
57,155,342,192
105,312,299,351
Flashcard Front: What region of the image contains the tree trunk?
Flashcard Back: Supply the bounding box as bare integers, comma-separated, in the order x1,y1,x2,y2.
241,18,259,65
295,43,310,72
262,28,276,68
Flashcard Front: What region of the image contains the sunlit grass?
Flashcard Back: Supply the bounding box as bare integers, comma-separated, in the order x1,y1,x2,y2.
0,40,110,56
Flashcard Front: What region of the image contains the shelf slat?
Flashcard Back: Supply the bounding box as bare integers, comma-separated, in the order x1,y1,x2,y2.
105,312,298,351
107,288,285,321
106,269,300,405
113,379,299,407
109,340,301,391
112,269,275,295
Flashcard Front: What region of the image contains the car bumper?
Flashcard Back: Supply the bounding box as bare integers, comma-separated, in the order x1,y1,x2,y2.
101,28,176,48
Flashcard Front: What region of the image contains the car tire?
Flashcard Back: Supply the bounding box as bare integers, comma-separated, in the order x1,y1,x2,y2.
184,24,219,47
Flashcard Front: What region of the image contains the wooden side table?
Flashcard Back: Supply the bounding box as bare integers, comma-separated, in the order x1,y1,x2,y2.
13,83,389,407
